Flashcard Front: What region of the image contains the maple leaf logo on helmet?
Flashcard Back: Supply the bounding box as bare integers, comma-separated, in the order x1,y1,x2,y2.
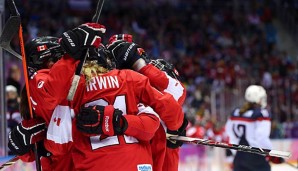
37,45,47,52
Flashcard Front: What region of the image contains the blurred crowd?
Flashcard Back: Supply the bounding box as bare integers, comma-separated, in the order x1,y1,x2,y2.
4,0,298,139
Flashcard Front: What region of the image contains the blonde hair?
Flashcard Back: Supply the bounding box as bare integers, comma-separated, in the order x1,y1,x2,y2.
239,102,258,115
82,60,109,82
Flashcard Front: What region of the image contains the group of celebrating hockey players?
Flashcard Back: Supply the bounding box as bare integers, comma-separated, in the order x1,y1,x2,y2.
8,23,188,171
6,18,286,171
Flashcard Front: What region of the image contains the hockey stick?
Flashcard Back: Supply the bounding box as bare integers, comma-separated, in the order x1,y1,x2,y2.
169,136,291,158
67,0,105,101
4,0,41,170
0,156,18,170
0,1,21,59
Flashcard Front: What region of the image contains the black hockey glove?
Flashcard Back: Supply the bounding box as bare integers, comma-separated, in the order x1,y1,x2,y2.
8,118,46,155
150,59,181,80
76,105,128,136
107,34,151,68
166,116,189,149
106,40,143,69
60,23,106,60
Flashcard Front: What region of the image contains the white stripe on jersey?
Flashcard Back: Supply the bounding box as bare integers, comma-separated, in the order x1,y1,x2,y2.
163,74,184,101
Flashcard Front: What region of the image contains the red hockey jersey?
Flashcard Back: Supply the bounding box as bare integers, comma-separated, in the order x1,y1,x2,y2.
69,68,184,171
27,55,184,171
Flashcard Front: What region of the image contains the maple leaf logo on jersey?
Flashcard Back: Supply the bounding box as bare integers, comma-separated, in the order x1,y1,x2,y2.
37,45,47,52
54,117,61,126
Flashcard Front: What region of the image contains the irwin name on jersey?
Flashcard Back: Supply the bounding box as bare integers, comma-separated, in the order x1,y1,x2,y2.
86,76,120,92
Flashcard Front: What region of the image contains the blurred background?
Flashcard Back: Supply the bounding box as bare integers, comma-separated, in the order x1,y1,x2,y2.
0,0,298,170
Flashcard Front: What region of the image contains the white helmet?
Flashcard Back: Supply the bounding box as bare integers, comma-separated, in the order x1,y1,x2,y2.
244,85,267,108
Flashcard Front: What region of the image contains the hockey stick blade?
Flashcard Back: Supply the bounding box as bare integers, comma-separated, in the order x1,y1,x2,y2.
0,156,18,171
169,136,291,159
0,16,22,59
67,0,105,101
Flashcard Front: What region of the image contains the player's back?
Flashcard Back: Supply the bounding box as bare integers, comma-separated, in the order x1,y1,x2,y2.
226,108,271,147
81,69,143,114
72,69,155,171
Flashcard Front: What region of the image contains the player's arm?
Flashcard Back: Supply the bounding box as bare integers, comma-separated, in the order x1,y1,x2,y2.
76,105,160,141
254,110,272,149
254,110,285,164
107,34,186,107
131,71,184,131
107,34,186,101
29,56,79,119
139,63,186,105
124,103,160,141
107,36,185,130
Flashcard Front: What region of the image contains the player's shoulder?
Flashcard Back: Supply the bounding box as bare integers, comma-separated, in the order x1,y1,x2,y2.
230,108,240,117
251,108,271,119
30,69,50,81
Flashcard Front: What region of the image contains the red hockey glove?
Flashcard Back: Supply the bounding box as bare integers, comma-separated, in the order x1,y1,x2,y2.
108,34,133,44
8,118,46,155
166,116,189,149
266,156,285,164
60,23,106,60
76,105,128,136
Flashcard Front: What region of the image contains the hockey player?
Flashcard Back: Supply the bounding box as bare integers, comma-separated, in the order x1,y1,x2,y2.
8,23,161,171
225,85,283,171
8,23,184,171
7,36,76,170
106,34,188,171
8,23,106,171
58,31,185,170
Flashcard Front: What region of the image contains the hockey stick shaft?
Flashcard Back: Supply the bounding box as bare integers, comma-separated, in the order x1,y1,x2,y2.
67,0,105,101
19,24,41,171
169,136,291,158
6,0,19,16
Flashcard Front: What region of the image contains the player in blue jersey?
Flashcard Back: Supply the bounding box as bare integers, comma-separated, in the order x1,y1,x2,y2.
225,85,283,171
